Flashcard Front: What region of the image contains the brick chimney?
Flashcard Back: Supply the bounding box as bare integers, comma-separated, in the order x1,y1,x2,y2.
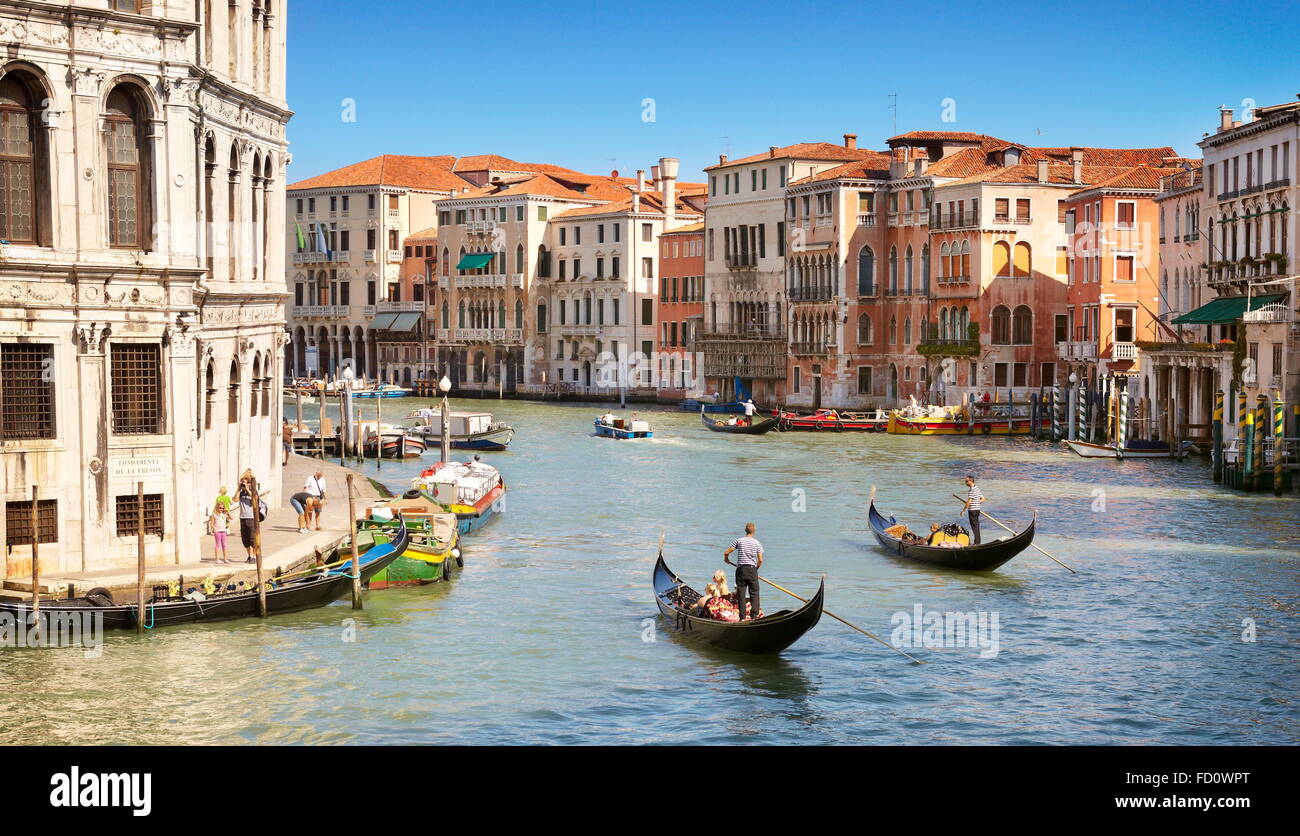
1219,106,1234,132
1036,158,1049,183
844,133,858,150
769,146,778,158
1070,147,1083,184
719,154,728,165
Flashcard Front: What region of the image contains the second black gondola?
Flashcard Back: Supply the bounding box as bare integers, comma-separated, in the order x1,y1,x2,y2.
867,495,1034,571
700,413,780,435
0,523,409,630
653,553,823,654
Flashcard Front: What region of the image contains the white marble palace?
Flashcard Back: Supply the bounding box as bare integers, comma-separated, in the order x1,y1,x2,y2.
0,0,290,580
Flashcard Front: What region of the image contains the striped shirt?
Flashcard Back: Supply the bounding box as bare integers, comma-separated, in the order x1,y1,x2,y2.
967,485,984,511
731,536,763,567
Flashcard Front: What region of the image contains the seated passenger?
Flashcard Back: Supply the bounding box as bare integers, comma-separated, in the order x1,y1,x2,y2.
926,523,945,546
693,583,739,622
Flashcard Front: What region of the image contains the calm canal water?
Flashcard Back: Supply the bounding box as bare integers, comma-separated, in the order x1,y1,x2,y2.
3,398,1297,745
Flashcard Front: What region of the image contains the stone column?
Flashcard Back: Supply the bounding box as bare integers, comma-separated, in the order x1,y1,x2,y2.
75,323,111,573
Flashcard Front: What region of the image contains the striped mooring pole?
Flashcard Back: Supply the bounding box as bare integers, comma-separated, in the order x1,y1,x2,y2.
1273,395,1285,496
1074,380,1085,442
1254,395,1268,490
1243,400,1256,491
1116,382,1129,460
1051,382,1063,442
1211,390,1224,484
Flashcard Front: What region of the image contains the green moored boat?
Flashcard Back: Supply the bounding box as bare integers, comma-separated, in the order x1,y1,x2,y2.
359,511,461,589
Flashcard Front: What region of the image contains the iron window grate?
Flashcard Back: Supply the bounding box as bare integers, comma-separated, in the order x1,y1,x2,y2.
0,343,55,439
111,343,162,434
115,493,163,538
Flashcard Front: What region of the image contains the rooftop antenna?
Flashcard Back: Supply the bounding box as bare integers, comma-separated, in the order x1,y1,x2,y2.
888,93,897,135
720,135,731,158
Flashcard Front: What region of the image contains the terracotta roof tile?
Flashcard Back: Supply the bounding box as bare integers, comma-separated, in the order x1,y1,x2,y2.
1031,146,1177,167
704,141,880,171
787,152,893,185
662,221,705,234
288,154,471,191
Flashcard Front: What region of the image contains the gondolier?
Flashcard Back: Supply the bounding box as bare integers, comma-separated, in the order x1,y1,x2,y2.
961,475,984,544
723,523,763,621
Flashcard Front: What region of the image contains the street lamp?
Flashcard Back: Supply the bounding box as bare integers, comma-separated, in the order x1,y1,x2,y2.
439,375,452,463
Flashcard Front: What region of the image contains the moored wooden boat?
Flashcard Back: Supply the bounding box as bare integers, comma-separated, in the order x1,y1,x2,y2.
887,413,1049,435
700,413,779,435
408,460,506,534
363,429,426,458
774,408,889,432
1064,439,1196,458
361,513,460,588
867,494,1033,571
353,384,413,399
652,554,823,654
0,524,408,630
404,410,515,451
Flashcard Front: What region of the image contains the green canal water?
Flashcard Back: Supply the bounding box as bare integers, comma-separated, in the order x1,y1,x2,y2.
2,398,1297,744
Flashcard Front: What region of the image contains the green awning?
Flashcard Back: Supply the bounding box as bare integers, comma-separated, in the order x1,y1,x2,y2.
1172,294,1285,325
369,313,398,330
388,313,421,332
455,253,495,270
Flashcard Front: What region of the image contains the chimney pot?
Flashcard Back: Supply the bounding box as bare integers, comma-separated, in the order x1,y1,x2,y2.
719,154,728,164
769,146,778,158
610,169,619,178
843,133,858,150
1219,106,1234,132
1036,158,1049,183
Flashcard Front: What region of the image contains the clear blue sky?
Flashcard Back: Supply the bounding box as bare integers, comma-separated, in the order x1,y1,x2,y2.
285,0,1300,184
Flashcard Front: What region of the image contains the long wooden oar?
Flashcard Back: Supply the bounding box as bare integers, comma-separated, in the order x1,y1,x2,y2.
950,494,1076,573
725,557,923,664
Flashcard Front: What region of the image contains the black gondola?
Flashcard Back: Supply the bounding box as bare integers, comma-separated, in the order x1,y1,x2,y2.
700,413,780,435
652,553,823,654
867,495,1034,571
0,523,409,630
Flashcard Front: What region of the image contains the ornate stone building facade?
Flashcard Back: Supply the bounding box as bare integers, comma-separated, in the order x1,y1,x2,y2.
0,0,289,580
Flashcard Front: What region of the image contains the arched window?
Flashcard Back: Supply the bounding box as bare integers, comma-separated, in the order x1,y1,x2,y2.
991,305,1011,345
939,307,949,339
889,316,897,344
457,301,465,328
903,317,912,344
0,72,47,245
227,359,240,423
888,246,898,293
940,243,951,278
515,243,524,273
1012,305,1032,344
498,300,506,328
921,244,930,293
960,240,970,278
904,245,914,294
857,313,872,345
1012,242,1031,277
441,301,449,330
250,354,261,417
441,247,449,275
515,299,523,329
857,246,875,296
992,241,1011,278
106,85,152,249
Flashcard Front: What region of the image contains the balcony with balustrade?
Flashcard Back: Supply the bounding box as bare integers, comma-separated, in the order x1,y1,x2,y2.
290,304,350,320
374,300,426,313
725,252,758,269
788,284,838,303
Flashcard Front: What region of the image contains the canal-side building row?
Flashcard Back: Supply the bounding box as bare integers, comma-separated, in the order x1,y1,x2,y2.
1,0,290,581
1141,101,1299,444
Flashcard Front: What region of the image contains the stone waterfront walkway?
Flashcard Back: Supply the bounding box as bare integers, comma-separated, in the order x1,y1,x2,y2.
12,454,386,600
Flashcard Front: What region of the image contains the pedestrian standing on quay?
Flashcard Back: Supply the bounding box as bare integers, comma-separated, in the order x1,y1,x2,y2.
723,522,764,621
237,472,266,564
282,418,294,465
304,470,327,531
215,485,232,513
961,475,985,545
210,501,231,564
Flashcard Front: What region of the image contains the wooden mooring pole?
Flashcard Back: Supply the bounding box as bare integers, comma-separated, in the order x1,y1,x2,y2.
30,485,40,641
252,477,266,617
347,473,362,609
136,481,146,635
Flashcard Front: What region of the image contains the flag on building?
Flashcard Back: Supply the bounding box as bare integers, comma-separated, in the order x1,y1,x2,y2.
295,222,306,251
